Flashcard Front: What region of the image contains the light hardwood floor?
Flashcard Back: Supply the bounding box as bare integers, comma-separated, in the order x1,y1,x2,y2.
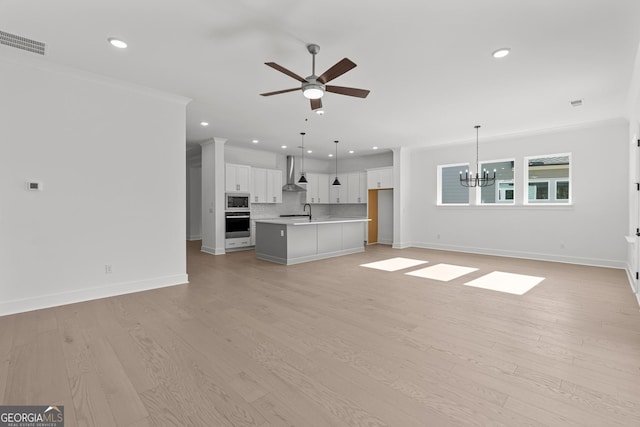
2,242,640,426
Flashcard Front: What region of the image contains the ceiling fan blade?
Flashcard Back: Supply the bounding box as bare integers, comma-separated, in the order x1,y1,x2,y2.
310,98,322,110
325,85,370,98
260,88,300,96
265,62,307,83
317,58,357,84
309,98,322,111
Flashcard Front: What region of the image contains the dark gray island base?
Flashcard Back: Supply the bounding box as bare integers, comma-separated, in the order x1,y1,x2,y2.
255,218,370,265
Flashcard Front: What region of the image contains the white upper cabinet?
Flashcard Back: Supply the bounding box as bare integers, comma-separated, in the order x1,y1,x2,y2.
329,174,348,203
306,173,330,204
226,163,251,192
347,172,367,203
306,172,366,204
251,167,267,203
251,167,282,203
266,169,283,203
367,167,393,189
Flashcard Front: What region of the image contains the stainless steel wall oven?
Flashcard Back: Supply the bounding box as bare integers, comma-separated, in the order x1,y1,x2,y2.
225,211,250,239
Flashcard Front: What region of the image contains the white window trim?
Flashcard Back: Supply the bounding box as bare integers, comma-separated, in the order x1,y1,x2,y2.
496,180,515,204
476,157,515,205
524,152,572,205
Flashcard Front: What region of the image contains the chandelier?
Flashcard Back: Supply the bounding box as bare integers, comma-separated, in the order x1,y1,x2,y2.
460,125,495,187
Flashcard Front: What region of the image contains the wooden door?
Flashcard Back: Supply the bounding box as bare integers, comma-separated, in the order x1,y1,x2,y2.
367,189,378,244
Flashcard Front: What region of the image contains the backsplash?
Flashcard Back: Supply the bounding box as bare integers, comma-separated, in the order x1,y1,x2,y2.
250,191,367,219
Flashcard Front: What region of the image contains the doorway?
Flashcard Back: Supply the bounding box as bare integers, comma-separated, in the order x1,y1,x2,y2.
367,189,393,244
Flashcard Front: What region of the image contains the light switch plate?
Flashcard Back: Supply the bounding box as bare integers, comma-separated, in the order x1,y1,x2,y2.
26,181,42,191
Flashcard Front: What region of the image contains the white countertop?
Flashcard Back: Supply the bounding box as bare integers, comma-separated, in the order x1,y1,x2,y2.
255,217,371,226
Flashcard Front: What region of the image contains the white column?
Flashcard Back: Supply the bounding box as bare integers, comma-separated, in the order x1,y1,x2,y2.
201,137,227,255
392,146,411,249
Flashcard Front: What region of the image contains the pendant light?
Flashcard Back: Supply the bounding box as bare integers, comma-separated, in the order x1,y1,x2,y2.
459,125,496,187
298,132,308,183
332,140,341,186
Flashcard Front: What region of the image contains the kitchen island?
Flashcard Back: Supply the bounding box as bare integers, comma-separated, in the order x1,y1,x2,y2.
255,217,370,265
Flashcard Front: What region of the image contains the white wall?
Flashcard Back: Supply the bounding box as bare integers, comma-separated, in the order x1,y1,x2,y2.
405,119,628,267
0,55,189,315
336,152,393,173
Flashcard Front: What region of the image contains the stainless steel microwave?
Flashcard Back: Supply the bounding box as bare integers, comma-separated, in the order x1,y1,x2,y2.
226,193,249,211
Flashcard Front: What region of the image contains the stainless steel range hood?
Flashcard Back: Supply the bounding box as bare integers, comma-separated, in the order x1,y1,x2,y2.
282,155,306,192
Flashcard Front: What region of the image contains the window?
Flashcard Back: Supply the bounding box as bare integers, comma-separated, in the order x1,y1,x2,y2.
479,160,515,204
498,181,514,202
528,181,549,201
525,154,570,204
438,164,469,205
556,181,569,200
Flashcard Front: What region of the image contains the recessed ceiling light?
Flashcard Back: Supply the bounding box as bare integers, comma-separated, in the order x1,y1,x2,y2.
252,139,259,143
328,154,333,157
372,146,379,150
307,150,313,154
349,150,355,154
492,48,510,58
108,38,127,49
200,122,209,126
281,145,287,149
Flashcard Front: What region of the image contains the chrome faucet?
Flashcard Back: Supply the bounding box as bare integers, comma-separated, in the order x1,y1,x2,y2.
303,203,312,221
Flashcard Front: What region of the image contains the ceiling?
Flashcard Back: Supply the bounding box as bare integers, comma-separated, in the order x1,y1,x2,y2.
2,0,640,159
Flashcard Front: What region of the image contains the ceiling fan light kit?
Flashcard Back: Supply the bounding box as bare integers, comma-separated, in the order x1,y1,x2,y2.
302,83,324,99
261,43,370,111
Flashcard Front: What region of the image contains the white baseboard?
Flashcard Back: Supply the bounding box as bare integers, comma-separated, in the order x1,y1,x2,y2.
0,274,188,317
201,245,225,255
409,242,626,269
187,235,202,241
392,241,411,249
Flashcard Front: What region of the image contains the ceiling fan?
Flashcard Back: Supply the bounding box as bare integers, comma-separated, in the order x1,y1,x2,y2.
260,44,370,111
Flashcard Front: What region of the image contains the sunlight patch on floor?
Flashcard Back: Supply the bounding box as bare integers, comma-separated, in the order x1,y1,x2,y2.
464,271,544,295
405,263,478,282
360,257,428,272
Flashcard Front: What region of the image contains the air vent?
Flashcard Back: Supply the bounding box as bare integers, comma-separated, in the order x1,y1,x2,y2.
570,99,583,107
0,30,46,55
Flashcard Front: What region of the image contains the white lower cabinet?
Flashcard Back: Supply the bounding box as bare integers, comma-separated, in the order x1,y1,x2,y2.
225,237,251,249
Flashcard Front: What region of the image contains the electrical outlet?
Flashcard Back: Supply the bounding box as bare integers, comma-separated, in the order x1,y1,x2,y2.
105,264,113,274
280,230,284,237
